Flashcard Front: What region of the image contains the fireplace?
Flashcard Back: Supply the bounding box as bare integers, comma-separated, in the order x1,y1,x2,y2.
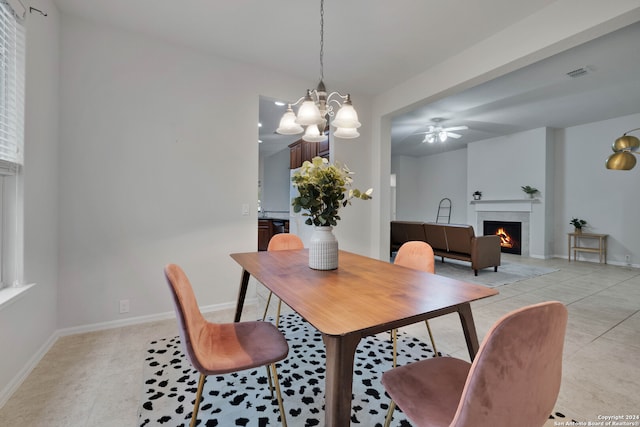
484,220,522,255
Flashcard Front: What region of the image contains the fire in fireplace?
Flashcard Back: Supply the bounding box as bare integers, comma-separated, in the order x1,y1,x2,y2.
484,221,522,255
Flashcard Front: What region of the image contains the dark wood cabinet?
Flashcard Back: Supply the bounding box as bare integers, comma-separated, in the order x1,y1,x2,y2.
318,138,330,159
289,133,329,169
289,142,302,169
258,220,271,251
258,219,290,251
289,139,318,169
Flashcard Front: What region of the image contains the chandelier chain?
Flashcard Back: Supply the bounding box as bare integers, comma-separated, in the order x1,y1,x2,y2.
319,0,324,82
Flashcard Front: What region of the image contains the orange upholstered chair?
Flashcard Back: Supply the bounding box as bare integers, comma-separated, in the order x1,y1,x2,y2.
392,241,438,365
381,301,568,427
165,264,289,427
262,233,304,326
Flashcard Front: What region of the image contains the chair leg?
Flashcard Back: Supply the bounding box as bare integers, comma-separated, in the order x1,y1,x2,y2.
190,373,206,427
275,299,283,327
262,291,274,321
270,363,288,427
425,320,438,357
266,366,274,398
384,400,396,427
392,329,398,368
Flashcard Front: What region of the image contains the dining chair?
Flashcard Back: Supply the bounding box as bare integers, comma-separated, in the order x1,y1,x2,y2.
392,241,438,366
165,264,289,427
381,301,568,427
262,233,304,327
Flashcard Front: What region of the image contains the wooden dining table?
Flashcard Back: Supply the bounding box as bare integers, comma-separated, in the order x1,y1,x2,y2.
231,249,498,427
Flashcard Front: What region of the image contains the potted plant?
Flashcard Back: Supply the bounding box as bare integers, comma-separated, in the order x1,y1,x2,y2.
292,156,372,269
570,217,587,233
472,190,482,201
521,185,539,198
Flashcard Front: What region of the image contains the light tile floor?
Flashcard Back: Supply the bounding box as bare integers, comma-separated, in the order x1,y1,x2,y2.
0,255,639,426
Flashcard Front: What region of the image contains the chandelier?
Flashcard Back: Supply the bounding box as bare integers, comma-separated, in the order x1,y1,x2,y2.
605,128,640,170
276,0,361,142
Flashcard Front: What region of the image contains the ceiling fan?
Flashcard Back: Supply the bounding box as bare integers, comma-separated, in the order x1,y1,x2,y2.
416,118,468,143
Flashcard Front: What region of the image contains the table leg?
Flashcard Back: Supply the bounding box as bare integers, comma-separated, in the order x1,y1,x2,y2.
234,269,251,322
457,303,481,360
322,333,361,427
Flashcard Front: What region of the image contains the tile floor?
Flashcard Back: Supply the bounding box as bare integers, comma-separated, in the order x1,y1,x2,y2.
0,254,638,426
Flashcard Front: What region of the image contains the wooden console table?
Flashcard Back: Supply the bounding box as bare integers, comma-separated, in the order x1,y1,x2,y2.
568,232,607,264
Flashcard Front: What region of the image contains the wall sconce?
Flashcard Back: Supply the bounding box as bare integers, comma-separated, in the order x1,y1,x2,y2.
605,128,639,170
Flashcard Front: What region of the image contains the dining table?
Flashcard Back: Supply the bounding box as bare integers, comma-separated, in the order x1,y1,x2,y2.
231,249,498,427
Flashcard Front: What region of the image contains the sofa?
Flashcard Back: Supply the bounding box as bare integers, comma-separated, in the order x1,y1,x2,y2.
391,221,501,276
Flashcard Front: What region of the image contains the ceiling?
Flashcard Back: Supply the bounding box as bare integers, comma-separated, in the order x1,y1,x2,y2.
52,1,640,158
391,21,640,157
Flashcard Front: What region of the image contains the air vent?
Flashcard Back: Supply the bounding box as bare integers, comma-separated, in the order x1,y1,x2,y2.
566,67,590,78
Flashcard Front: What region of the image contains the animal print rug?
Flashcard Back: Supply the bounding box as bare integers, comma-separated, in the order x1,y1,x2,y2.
138,313,433,426
138,313,574,426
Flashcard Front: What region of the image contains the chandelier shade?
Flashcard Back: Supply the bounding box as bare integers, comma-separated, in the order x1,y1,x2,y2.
295,94,324,126
333,127,359,139
605,128,639,170
276,0,360,142
302,124,328,143
276,105,304,135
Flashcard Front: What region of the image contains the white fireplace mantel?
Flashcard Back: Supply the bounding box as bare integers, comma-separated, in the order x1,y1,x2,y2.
470,198,539,212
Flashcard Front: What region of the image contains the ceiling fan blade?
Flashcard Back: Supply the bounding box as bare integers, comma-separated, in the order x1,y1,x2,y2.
443,125,468,132
447,132,462,138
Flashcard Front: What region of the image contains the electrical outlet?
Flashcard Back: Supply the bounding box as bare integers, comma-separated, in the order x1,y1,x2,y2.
119,299,130,314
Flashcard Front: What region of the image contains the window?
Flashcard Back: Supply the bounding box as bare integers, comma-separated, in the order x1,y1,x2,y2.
0,0,24,290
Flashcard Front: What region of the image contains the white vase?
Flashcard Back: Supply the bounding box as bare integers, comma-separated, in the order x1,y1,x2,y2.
309,226,339,270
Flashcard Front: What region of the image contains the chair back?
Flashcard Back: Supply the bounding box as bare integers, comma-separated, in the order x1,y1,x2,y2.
394,241,435,273
451,301,568,427
268,233,304,251
164,264,208,373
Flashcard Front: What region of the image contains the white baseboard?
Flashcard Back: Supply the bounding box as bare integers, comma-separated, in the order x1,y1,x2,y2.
0,331,58,408
0,298,258,408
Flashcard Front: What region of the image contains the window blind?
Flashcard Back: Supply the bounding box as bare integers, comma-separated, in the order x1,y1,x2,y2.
0,0,25,166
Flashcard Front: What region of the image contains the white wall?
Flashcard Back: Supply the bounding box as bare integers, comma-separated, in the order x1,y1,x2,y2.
554,113,640,265
0,0,60,403
332,96,374,256
261,149,290,214
467,128,553,258
392,149,468,224
56,15,373,329
390,155,421,220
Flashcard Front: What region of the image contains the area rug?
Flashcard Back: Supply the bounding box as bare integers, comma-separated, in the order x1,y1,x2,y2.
433,259,558,287
138,313,574,427
138,313,432,426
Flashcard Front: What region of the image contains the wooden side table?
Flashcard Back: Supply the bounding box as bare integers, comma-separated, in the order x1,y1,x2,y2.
568,232,607,263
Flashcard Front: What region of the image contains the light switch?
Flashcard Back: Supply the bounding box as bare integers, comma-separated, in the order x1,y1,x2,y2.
242,204,250,216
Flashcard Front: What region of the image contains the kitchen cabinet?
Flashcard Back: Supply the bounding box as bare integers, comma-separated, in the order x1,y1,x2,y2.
258,220,271,251
289,134,329,169
289,140,317,169
318,138,330,158
258,218,290,251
